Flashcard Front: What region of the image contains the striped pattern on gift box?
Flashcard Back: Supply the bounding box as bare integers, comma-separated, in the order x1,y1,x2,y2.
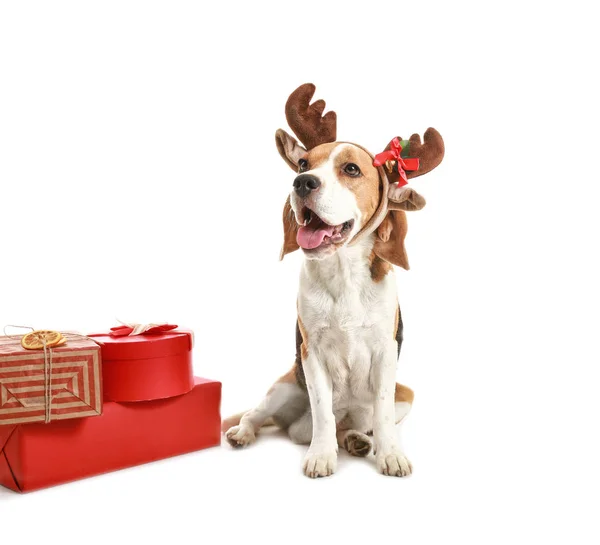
0,336,102,426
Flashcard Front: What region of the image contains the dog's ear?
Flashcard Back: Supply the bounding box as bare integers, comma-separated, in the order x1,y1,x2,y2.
276,129,306,171
373,186,426,270
373,210,410,269
280,196,300,260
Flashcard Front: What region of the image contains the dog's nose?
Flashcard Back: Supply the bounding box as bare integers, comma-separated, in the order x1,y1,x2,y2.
293,174,321,198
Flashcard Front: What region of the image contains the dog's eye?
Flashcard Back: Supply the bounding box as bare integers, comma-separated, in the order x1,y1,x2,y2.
298,159,309,173
344,163,361,177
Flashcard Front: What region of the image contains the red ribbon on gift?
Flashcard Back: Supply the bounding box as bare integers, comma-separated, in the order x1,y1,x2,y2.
109,323,179,337
373,137,420,187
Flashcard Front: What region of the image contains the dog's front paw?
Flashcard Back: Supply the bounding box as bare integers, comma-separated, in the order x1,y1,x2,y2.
225,425,256,448
303,448,337,478
376,448,412,477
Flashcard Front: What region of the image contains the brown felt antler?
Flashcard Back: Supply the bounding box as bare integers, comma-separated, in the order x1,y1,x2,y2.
382,128,445,185
285,83,337,150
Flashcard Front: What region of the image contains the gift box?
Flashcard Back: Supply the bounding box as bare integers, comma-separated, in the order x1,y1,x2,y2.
0,377,221,492
89,329,194,402
0,335,102,426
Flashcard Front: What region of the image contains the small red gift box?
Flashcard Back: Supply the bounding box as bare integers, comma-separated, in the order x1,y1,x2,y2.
89,329,194,402
0,335,102,426
0,377,221,493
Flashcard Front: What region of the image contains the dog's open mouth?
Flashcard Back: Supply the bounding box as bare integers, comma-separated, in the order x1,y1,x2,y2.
297,207,355,250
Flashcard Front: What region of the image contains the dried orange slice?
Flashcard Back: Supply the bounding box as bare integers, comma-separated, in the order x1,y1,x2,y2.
54,335,67,347
21,330,63,350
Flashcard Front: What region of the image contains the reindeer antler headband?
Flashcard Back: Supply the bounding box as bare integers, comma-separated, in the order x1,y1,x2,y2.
278,83,444,246
285,84,338,149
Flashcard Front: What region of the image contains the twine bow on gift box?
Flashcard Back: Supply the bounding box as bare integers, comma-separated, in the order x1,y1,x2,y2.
373,137,420,187
2,326,56,423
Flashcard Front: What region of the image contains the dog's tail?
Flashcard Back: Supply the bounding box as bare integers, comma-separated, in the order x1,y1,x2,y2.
221,411,276,433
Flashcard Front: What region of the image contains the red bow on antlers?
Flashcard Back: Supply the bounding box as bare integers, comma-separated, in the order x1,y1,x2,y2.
373,137,420,187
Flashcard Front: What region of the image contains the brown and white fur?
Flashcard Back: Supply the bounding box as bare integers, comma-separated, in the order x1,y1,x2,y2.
224,140,421,478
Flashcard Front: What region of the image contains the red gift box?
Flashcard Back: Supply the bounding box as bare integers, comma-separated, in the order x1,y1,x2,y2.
89,329,194,402
0,377,220,493
0,335,102,426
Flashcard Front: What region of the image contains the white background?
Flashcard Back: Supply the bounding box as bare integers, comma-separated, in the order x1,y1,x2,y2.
1,1,599,543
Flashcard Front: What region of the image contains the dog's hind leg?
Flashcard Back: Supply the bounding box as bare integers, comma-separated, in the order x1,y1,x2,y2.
288,410,372,452
224,367,308,448
288,408,312,445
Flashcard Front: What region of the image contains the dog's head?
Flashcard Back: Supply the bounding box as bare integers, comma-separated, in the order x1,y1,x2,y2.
276,84,444,268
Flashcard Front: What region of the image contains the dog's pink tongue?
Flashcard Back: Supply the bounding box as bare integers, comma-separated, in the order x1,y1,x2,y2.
297,223,335,250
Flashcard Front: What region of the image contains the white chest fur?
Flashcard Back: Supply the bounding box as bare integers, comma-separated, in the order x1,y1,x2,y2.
297,235,399,412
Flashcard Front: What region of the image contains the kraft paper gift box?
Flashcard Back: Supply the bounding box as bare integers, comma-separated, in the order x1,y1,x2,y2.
0,335,102,426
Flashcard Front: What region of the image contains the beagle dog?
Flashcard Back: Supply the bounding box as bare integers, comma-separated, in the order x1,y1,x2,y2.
224,84,444,478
